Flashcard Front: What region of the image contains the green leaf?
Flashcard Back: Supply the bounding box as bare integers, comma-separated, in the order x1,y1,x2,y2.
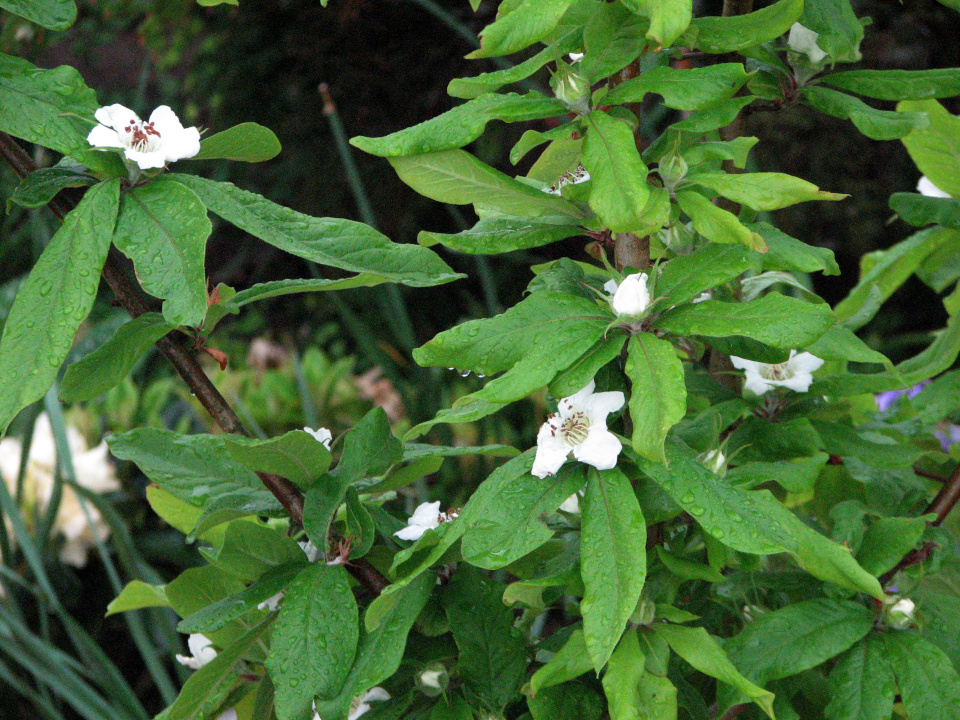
193,122,281,162
856,516,929,576
725,454,829,494
898,99,960,198
461,453,584,568
344,487,375,559
917,232,960,291
675,190,765,250
5,164,94,213
113,177,211,327
0,53,97,154
826,69,960,101
582,110,650,233
626,0,691,47
683,136,759,169
602,629,646,720
581,467,647,671
824,635,895,720
331,407,403,486
418,216,584,254
638,439,884,598
215,521,308,583
528,684,604,720
799,0,863,62
170,173,463,287
107,428,280,510
688,172,847,211
749,222,840,275
550,334,627,397
467,0,578,58
387,149,585,219
224,276,395,308
0,0,76,30
224,430,332,488
579,2,648,82
197,0,238,5
655,294,834,349
804,323,892,367
266,565,358,720
352,93,566,157
677,0,803,54
0,178,119,433
657,243,753,309
530,630,595,694
800,86,929,141
442,565,527,712
883,632,960,720
105,580,169,616
655,625,775,719
177,563,304,633
721,599,874,708
60,312,173,402
165,615,275,720
625,334,686,463
833,226,954,329
890,192,960,229
165,565,254,647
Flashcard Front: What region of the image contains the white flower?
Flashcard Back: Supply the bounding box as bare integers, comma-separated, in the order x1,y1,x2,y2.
313,687,390,720
559,491,582,514
700,448,726,474
393,501,458,542
532,380,625,478
884,596,916,630
606,273,651,317
257,592,284,612
544,166,590,195
918,176,951,198
87,104,201,170
175,634,217,670
568,52,584,62
420,669,445,689
0,413,119,568
692,291,711,304
303,426,333,449
730,350,824,395
787,23,827,64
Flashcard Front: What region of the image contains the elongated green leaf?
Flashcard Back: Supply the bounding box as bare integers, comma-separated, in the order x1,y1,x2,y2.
603,629,646,720
800,86,929,141
826,68,960,101
528,684,604,720
726,454,829,493
689,172,847,211
166,566,255,648
331,407,403,486
655,294,834,349
166,615,275,720
891,192,960,229
625,334,685,463
352,93,566,157
720,600,874,709
169,173,463,287
216,522,308,584
442,565,527,712
105,580,169,616
0,0,76,29
675,190,765,250
749,222,840,275
677,0,802,54
582,111,650,233
804,323,892,367
856,516,928,576
833,226,953,329
898,99,960,198
113,177,211,327
224,276,393,309
266,565,358,720
638,440,884,598
387,149,584,219
224,430,332,487
581,467,647,671
551,334,627,397
658,243,753,308
6,164,94,213
461,453,584,568
656,625,774,719
418,216,584,254
193,122,281,162
626,0,691,47
530,630,595,694
0,53,96,154
683,136,759,169
61,313,173,402
799,0,863,62
884,632,960,720
0,178,119,433
580,2,648,82
825,636,895,720
467,0,578,58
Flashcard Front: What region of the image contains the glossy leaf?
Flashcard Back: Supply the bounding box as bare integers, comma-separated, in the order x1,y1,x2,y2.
5,164,94,213
677,0,802,54
330,407,403,486
105,580,169,616
825,68,960,101
688,172,847,211
528,684,604,720
890,192,960,229
215,522,308,584
0,0,76,29
550,334,627,397
898,99,960,197
824,635,895,720
675,190,765,250
193,122,281,162
603,629,646,720
657,243,753,307
799,0,863,62
579,2,647,82
468,0,578,58
112,177,211,327
884,632,960,720
625,0,691,47
582,110,650,232
800,86,929,141
0,179,119,433
530,629,595,694
224,430,332,488
418,216,584,254
625,334,686,463
749,222,840,275
581,467,647,671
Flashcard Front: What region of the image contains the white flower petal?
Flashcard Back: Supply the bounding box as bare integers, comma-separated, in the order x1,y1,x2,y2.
124,147,168,169
572,428,622,470
742,372,774,396
559,491,582,514
303,426,333,449
603,279,619,295
532,432,571,478
787,23,827,63
612,272,650,316
788,351,824,374
216,711,238,720
729,356,760,372
560,381,596,412
778,371,815,392
918,176,950,198
86,125,125,149
95,104,138,131
163,126,202,163
584,390,625,424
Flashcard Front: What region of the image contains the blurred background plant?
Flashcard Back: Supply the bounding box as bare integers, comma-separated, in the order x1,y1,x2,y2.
1,0,960,717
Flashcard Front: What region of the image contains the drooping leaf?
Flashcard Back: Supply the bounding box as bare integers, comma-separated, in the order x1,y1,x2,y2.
530,630,595,694
193,122,281,162
883,632,960,720
677,0,803,54
657,243,753,306
169,173,464,287
798,0,863,62
624,0,691,47
675,189,766,250
223,430,332,488
890,192,960,229
0,179,119,433
749,222,840,275
825,69,960,101
579,2,648,82
800,86,930,141
602,629,646,720
528,683,604,720
330,407,403,486
0,0,76,30
5,163,95,213
215,522,308,584
105,580,169,616
418,216,584,255
688,172,847,211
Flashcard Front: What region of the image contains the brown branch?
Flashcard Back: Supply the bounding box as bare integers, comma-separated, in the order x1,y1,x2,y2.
0,132,388,593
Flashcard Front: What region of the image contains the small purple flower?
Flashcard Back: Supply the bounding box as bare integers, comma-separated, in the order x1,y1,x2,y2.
875,382,929,412
934,424,960,451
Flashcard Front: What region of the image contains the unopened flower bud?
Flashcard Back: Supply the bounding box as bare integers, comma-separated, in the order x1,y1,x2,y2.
417,663,449,696
551,62,591,115
658,153,689,188
884,596,916,630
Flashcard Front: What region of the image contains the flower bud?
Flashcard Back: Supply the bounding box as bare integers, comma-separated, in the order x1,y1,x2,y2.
417,663,449,696
658,153,689,188
551,62,591,115
884,596,916,630
610,273,651,317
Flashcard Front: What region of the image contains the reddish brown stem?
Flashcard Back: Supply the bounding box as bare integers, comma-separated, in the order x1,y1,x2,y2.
0,132,387,594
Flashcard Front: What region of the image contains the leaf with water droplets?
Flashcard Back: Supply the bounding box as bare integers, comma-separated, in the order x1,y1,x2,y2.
223,430,332,488
0,179,119,434
883,632,960,720
267,565,359,720
581,467,647,672
824,636,895,720
625,334,686,463
193,121,281,162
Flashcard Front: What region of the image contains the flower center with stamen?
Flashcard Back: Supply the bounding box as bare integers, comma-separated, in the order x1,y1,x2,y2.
124,119,161,152
760,362,791,381
560,412,590,445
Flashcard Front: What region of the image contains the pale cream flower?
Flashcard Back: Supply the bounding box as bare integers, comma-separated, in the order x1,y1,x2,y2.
787,23,827,63
0,414,119,567
730,351,824,395
312,687,390,720
87,104,200,170
606,273,651,317
394,502,458,542
175,633,217,670
918,176,951,198
303,427,333,449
